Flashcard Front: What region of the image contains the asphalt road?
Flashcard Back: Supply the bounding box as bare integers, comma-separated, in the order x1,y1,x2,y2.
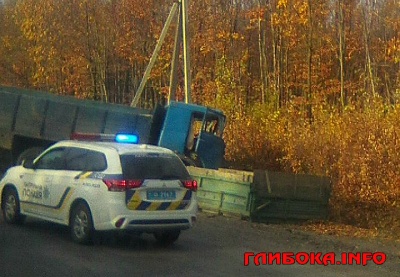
0,212,398,277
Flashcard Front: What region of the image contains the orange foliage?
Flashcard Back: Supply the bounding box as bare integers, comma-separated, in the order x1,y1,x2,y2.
220,97,400,237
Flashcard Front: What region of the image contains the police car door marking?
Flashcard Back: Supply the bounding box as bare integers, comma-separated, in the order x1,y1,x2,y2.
22,182,44,199
54,187,71,209
20,187,72,210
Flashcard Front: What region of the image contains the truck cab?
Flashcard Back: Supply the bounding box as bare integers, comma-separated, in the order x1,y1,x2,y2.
158,101,226,169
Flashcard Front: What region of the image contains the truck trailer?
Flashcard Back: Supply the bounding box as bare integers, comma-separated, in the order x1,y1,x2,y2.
0,86,226,172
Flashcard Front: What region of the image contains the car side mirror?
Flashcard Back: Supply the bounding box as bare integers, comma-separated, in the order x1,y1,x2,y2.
22,159,35,169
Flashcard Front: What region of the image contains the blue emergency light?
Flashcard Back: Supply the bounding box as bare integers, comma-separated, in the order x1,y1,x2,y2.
115,134,139,144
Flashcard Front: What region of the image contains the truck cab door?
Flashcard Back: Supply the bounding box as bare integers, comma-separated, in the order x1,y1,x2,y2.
195,132,225,169
194,112,226,169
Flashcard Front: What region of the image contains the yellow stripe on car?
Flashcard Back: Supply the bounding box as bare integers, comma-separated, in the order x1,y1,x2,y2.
127,191,142,210
79,172,93,179
166,201,182,211
146,202,162,211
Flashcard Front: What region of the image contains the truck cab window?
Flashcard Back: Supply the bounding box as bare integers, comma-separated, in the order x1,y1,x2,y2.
186,113,203,152
203,114,224,137
203,119,220,136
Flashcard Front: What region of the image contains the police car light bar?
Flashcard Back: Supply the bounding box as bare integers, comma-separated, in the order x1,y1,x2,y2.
115,134,139,144
71,133,139,144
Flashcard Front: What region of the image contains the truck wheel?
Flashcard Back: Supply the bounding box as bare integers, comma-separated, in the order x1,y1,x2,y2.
154,230,180,246
2,188,24,224
70,203,94,244
16,147,44,165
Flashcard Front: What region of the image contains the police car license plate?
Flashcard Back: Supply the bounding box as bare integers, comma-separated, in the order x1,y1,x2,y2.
147,190,176,200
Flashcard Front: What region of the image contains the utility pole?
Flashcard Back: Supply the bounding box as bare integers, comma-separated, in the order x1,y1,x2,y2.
130,0,192,107
181,0,192,104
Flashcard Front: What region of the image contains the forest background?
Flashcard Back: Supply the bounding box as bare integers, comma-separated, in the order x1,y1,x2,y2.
0,0,399,238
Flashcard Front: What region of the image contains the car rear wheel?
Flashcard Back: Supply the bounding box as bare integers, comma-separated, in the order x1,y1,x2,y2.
70,203,94,244
154,230,181,246
2,188,24,224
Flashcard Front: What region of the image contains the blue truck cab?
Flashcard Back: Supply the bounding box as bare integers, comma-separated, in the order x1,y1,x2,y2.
158,101,226,169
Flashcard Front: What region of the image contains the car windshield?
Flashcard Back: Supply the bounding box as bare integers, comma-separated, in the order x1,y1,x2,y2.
120,154,190,180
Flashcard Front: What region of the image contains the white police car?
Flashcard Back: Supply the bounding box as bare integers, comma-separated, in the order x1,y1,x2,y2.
0,134,198,245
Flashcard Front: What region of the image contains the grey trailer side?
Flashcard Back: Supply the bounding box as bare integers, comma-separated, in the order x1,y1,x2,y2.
0,86,157,166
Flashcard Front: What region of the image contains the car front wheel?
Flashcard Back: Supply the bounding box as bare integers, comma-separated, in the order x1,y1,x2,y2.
70,203,94,244
2,188,24,224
